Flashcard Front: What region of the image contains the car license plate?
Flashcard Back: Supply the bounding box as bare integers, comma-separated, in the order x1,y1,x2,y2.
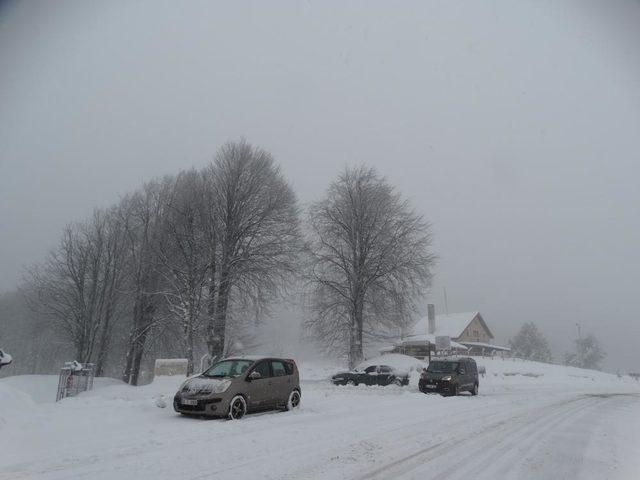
182,398,198,406
425,385,436,389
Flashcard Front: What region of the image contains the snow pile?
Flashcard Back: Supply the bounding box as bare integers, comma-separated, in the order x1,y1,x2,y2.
356,353,426,373
0,380,34,425
1,375,123,404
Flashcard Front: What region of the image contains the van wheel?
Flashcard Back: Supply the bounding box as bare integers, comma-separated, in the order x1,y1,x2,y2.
284,390,301,411
471,383,478,396
228,396,246,420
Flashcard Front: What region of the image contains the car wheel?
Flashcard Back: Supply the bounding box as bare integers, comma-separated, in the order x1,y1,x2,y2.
228,395,247,420
346,379,356,386
471,383,478,396
284,390,301,411
393,378,403,387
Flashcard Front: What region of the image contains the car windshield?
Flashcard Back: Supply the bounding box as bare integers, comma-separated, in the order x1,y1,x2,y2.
203,360,253,378
427,361,459,373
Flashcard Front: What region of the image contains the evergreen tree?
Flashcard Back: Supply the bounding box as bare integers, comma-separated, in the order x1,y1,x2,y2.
564,334,605,370
509,322,553,363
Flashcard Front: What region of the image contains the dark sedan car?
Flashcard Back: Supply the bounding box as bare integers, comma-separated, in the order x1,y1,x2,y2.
0,349,12,370
331,364,410,387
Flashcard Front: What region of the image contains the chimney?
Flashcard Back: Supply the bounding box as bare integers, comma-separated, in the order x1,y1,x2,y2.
427,304,436,335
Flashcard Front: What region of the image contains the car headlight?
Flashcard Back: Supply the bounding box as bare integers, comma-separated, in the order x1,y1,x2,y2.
210,379,231,393
442,376,452,381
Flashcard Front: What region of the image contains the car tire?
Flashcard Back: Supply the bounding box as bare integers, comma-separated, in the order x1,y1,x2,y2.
228,395,247,420
451,384,459,396
393,378,403,387
471,383,478,396
284,390,301,411
346,379,356,386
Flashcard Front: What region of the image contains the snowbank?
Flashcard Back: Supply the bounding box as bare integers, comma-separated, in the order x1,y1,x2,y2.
0,375,123,404
0,381,35,424
356,353,426,373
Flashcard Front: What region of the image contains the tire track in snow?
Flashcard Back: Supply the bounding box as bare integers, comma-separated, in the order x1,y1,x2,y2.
355,394,628,480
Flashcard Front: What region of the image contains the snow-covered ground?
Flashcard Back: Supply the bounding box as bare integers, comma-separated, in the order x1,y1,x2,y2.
1,357,639,480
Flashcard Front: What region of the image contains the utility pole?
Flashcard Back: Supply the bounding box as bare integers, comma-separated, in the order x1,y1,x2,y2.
575,322,582,367
576,323,582,341
443,287,449,316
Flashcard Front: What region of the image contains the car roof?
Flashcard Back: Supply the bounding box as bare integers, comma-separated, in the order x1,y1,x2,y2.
432,357,475,363
221,355,294,362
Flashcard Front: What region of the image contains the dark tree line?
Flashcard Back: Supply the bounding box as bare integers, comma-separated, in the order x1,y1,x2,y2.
1,142,437,381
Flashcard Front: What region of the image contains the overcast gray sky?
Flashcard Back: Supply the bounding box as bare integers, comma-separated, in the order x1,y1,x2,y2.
1,0,639,371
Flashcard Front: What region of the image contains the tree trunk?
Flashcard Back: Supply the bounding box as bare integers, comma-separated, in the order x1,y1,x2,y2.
185,301,195,375
207,273,230,359
122,295,154,385
348,286,365,369
205,245,218,362
95,304,114,377
122,302,140,384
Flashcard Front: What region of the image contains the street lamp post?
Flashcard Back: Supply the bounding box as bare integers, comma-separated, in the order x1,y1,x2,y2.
575,323,582,367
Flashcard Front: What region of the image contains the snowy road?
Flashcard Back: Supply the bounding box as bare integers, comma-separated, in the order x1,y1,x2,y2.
1,360,639,480
357,393,640,480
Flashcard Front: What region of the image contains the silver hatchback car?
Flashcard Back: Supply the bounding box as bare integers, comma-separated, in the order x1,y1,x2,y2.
173,356,301,419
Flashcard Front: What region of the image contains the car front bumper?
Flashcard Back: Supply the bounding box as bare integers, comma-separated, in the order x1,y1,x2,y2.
173,395,227,416
419,380,456,395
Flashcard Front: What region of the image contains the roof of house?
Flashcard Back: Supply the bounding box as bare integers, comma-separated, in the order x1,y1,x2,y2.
409,311,494,340
398,334,468,350
458,341,511,352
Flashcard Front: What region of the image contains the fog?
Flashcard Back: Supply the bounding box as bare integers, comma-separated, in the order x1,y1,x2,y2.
1,0,639,371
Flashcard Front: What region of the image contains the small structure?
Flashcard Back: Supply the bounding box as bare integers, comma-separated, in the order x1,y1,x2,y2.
154,358,189,377
56,361,95,402
385,308,510,359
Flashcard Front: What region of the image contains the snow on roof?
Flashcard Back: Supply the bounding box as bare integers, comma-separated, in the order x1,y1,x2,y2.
459,341,511,352
409,312,492,339
223,355,270,361
398,334,469,350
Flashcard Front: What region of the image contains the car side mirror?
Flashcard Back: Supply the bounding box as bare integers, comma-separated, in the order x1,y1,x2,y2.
247,371,262,381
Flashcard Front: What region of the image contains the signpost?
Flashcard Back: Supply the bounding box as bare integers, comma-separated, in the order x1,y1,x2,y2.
435,335,451,355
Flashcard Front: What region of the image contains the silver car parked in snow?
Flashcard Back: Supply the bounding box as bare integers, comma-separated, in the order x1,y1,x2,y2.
173,356,301,419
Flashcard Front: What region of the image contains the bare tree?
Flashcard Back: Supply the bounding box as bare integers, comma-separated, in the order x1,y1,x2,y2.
202,140,301,360
155,170,209,375
24,208,128,373
305,166,435,368
119,180,169,385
